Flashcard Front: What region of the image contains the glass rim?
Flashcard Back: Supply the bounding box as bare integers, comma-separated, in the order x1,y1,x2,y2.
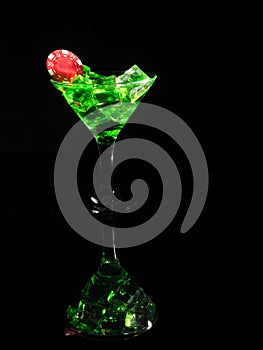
50,71,157,88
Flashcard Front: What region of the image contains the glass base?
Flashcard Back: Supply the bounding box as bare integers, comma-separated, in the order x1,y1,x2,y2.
64,258,158,340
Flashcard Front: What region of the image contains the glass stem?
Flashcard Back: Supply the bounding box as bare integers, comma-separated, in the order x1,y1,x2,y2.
95,135,117,263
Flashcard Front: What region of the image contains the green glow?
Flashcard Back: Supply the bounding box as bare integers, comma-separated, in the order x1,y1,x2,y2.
107,290,115,302
125,312,136,328
51,64,157,141
65,258,157,337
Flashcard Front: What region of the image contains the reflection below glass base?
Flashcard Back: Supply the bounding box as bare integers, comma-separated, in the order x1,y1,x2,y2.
64,258,158,340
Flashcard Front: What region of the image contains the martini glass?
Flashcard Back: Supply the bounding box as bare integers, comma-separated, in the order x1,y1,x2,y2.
51,65,157,339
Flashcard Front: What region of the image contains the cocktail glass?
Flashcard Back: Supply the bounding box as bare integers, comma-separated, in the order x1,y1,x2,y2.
51,65,158,340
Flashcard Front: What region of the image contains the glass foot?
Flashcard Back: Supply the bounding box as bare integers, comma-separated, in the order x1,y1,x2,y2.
64,258,158,339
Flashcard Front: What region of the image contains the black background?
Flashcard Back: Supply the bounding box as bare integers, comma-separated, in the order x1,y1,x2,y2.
0,3,238,348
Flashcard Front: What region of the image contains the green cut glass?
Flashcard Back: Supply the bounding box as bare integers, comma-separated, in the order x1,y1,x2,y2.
51,64,158,340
